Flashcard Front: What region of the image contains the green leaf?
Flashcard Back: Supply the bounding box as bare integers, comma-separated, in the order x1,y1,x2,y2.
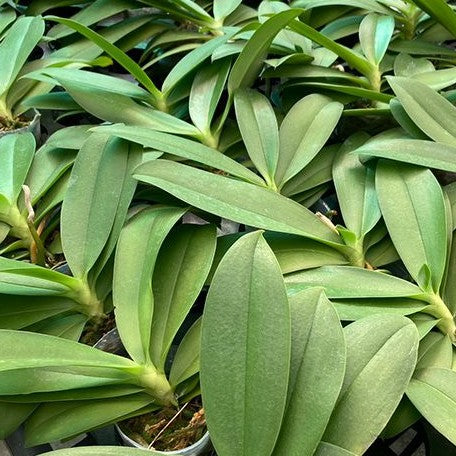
407,368,456,445
214,0,242,21
387,77,456,147
376,161,447,292
292,0,390,14
354,137,456,172
276,94,343,188
113,206,186,365
0,7,16,36
0,257,81,297
189,59,231,135
286,265,422,298
333,298,427,321
0,16,44,98
61,134,139,279
25,394,152,446
150,224,216,370
169,317,202,387
93,124,264,185
0,402,36,439
273,289,345,456
410,0,456,38
234,89,279,187
314,442,358,456
0,329,137,395
333,133,380,238
323,315,419,454
0,133,35,206
289,20,374,77
0,295,76,330
47,0,136,40
162,31,236,96
201,231,290,456
134,160,342,245
45,16,162,103
228,9,303,93
417,332,453,369
359,13,395,65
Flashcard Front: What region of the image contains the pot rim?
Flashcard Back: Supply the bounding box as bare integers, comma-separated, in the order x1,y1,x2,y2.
0,109,41,138
115,423,210,455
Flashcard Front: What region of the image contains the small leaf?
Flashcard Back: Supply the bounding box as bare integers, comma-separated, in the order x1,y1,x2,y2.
376,161,447,292
323,315,419,454
276,94,343,187
359,13,395,65
113,206,186,365
234,89,279,186
214,0,242,21
201,231,290,456
273,289,345,456
286,265,422,298
387,77,456,147
333,133,381,238
407,368,456,445
228,9,303,93
150,224,216,370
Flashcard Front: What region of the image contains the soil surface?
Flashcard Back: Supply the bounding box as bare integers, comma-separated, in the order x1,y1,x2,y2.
120,397,206,451
0,116,31,131
80,312,116,346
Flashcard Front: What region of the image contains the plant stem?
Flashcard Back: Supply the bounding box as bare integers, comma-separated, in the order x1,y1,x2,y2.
68,278,104,319
422,293,456,343
138,365,177,407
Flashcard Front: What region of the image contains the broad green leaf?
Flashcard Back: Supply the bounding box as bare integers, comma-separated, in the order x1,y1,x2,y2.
0,16,44,97
94,124,264,185
281,144,336,197
0,330,137,395
61,134,138,279
407,368,456,445
387,77,456,147
0,132,35,205
286,266,422,298
333,298,426,321
359,13,395,65
413,67,456,91
273,289,345,456
228,9,302,93
394,53,435,77
0,7,16,36
40,448,161,456
150,224,216,370
382,397,421,439
323,315,419,454
411,0,456,38
354,138,456,172
276,94,343,187
113,206,186,365
189,59,230,135
201,231,290,456
417,332,453,369
292,0,389,14
162,31,236,95
443,233,456,315
45,16,162,102
333,133,380,238
0,257,81,297
0,402,36,439
234,89,279,186
25,394,152,446
0,295,76,330
376,161,447,292
134,160,342,245
169,318,202,387
33,313,87,341
214,0,242,20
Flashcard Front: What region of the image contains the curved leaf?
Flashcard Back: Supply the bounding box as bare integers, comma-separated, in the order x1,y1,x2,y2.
323,315,419,454
201,231,290,456
134,159,342,245
376,161,447,292
273,289,345,456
